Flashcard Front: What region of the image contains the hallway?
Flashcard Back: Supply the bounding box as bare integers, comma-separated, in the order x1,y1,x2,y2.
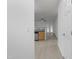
35,36,62,59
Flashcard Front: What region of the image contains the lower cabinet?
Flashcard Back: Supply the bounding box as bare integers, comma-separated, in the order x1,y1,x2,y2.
38,32,45,41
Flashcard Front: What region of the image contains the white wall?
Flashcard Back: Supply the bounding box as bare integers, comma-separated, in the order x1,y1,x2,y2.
35,21,46,30
53,15,58,37
7,0,34,59
35,21,53,32
53,0,72,59
45,21,54,39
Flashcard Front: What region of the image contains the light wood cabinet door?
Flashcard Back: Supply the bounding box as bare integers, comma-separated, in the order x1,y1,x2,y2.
39,32,45,41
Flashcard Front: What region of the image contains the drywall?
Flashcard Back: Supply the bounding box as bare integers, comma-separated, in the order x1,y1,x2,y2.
53,15,58,38
7,0,34,59
54,0,72,59
35,20,53,32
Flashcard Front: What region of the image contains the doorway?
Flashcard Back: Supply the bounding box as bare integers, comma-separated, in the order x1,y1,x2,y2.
34,0,62,59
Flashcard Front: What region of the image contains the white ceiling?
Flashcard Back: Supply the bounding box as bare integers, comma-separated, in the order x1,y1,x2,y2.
35,0,60,18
